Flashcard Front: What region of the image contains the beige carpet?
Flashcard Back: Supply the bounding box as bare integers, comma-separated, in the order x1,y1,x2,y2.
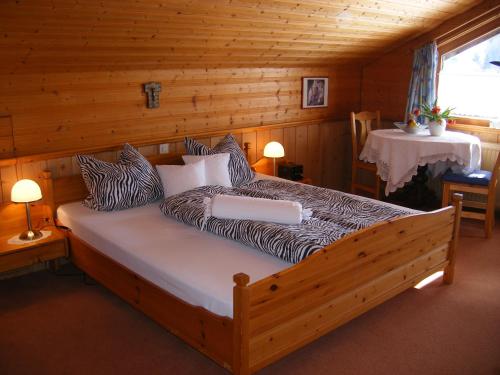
1,220,499,375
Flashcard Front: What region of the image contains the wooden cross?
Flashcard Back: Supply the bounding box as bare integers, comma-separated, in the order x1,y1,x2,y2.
144,82,162,108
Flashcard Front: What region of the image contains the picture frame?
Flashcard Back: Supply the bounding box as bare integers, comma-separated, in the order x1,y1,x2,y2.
302,77,328,108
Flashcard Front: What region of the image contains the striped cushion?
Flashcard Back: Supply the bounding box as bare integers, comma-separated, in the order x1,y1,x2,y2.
77,144,163,211
184,134,254,186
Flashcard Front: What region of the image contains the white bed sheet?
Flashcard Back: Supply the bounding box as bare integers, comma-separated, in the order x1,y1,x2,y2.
57,194,291,318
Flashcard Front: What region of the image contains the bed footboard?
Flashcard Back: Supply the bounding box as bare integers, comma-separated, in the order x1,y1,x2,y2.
67,232,234,370
233,195,462,375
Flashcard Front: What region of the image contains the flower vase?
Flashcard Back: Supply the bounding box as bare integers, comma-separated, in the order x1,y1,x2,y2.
428,119,446,136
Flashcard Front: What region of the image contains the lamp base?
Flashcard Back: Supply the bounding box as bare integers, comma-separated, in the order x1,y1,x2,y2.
19,230,43,241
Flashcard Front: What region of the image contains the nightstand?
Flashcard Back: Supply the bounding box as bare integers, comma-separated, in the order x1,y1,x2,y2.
0,226,68,273
252,157,313,185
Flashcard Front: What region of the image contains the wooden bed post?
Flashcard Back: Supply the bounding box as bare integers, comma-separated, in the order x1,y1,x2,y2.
444,193,463,284
233,273,250,375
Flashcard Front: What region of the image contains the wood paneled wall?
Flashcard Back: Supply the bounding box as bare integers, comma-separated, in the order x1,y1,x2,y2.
0,120,351,205
360,0,499,120
0,67,360,157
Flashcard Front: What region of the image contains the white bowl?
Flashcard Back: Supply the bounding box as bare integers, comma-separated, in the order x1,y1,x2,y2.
393,122,424,134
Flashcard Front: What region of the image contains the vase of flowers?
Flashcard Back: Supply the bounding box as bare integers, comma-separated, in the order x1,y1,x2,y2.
419,100,454,136
428,118,446,136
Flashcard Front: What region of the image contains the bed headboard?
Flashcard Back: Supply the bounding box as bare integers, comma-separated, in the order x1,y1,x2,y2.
41,143,251,217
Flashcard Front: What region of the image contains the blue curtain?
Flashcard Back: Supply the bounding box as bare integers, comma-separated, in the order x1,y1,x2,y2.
405,41,438,122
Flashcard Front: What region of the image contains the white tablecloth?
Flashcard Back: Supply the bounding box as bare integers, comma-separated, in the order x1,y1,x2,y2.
359,129,481,196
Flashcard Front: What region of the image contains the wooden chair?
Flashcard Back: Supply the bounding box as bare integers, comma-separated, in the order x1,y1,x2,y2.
442,150,500,238
350,110,382,200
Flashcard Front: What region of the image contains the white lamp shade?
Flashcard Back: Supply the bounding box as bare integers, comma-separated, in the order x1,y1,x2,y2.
263,141,285,158
11,179,43,203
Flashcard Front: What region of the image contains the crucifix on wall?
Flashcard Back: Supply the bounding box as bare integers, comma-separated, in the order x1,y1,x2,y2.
144,82,162,108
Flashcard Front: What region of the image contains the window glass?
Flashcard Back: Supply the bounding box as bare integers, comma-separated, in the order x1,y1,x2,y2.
438,32,500,124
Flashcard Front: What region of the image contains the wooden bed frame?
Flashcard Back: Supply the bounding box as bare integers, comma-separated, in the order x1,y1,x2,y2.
39,151,462,375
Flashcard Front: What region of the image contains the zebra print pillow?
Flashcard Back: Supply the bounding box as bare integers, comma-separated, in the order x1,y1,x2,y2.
77,144,163,211
184,134,254,187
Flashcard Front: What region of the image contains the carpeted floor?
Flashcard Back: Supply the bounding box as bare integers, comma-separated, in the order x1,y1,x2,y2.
1,221,499,375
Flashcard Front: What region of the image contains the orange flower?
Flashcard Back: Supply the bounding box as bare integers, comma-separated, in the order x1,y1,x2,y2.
422,100,454,122
413,108,420,116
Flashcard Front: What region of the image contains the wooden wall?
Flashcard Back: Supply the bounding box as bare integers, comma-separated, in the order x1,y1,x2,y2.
0,63,361,205
0,120,351,205
361,0,499,120
0,67,360,157
0,65,360,206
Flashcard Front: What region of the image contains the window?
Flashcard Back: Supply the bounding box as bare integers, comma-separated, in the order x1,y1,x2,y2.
437,31,500,127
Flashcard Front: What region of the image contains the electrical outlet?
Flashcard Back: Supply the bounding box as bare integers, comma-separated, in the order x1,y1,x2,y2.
159,143,169,154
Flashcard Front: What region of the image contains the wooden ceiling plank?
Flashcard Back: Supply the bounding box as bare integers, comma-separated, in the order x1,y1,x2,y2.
0,12,420,36
0,30,396,47
0,0,484,72
0,2,440,32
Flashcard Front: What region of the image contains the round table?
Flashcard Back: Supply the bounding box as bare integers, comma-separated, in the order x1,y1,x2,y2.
359,129,481,196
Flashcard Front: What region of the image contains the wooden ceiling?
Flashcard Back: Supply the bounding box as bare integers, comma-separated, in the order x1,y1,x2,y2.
0,0,483,73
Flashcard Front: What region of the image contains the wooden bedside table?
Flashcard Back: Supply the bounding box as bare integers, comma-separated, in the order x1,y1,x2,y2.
252,157,313,185
0,226,68,273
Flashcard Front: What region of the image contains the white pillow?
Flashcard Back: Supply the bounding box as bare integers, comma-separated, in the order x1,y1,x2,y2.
156,159,206,198
182,153,232,187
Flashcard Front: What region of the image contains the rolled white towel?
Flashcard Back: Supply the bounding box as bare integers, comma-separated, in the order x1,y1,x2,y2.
202,194,312,230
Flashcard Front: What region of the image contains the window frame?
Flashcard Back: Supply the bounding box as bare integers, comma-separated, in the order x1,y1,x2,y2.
435,11,499,130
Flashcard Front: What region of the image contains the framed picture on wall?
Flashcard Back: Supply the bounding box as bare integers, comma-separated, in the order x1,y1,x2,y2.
302,77,328,108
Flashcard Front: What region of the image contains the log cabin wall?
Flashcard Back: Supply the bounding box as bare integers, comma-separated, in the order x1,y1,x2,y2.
0,66,360,157
0,65,359,204
0,119,352,205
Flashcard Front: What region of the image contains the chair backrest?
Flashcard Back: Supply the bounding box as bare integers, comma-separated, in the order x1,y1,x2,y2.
350,110,381,160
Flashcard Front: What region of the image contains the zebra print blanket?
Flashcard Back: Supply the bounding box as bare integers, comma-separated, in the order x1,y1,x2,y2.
159,180,416,264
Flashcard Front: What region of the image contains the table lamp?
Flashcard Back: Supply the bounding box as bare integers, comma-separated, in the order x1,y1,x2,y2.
11,179,43,241
263,141,285,176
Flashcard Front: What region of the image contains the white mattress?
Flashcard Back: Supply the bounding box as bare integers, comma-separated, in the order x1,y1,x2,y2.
57,196,291,318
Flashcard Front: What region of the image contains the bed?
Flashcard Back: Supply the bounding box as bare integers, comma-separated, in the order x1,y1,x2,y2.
56,195,291,318
40,151,462,375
